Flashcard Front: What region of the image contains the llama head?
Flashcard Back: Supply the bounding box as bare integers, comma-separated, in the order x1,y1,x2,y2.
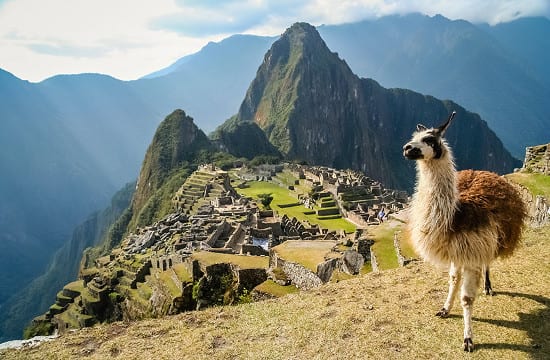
403,111,456,160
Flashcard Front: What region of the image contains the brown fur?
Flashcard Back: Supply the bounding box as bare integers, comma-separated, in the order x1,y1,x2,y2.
454,170,527,257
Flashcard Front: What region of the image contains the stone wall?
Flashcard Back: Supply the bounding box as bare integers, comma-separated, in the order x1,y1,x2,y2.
205,220,230,247
370,250,379,273
224,223,245,252
522,143,550,174
282,261,323,290
393,232,414,267
515,183,550,227
269,250,323,290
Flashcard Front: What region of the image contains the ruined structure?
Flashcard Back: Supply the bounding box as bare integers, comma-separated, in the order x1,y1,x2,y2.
32,162,409,336
288,164,408,227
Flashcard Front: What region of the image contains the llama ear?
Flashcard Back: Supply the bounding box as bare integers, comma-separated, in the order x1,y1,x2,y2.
416,124,428,132
436,111,456,136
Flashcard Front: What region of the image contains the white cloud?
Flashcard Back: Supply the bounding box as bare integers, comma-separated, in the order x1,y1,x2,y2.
0,0,548,82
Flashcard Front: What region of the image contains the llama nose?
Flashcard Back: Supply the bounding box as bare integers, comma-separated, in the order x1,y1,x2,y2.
403,144,412,151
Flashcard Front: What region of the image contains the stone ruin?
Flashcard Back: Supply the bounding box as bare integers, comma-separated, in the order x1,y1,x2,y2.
39,162,414,335
519,143,550,226
287,164,408,227
522,143,550,175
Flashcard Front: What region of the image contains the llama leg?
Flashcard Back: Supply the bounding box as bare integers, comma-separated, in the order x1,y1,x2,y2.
483,266,494,296
461,266,481,352
436,262,461,318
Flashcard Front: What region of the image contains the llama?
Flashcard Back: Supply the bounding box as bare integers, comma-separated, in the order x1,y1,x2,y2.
402,111,527,352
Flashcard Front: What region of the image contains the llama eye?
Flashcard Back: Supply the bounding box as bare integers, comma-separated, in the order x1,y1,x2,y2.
422,136,437,145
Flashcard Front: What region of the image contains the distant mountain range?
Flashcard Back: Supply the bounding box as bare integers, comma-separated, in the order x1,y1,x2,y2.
1,13,548,341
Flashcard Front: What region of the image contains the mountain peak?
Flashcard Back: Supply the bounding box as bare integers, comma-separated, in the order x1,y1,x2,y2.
235,22,354,153
132,109,213,216
227,22,519,190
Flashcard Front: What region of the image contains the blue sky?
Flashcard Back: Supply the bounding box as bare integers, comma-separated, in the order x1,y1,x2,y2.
0,0,548,82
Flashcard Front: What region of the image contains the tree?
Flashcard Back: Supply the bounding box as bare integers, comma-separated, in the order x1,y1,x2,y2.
258,193,274,209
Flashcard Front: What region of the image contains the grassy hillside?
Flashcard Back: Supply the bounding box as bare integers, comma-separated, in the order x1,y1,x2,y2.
3,223,548,359
506,172,550,198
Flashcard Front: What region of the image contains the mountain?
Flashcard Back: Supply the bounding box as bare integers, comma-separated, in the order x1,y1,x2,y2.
0,183,133,341
129,109,216,230
0,33,268,337
317,14,550,157
0,70,161,341
480,17,550,86
210,116,281,159
131,34,275,132
224,22,519,191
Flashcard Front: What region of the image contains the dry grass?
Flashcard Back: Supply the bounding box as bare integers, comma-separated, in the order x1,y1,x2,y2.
4,224,548,360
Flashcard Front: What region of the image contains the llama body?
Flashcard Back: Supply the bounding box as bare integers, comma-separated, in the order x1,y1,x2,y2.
403,112,526,352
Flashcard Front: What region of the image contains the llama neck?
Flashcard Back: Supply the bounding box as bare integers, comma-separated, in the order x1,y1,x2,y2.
411,153,458,235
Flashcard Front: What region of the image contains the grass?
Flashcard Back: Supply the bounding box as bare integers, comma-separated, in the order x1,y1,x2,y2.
506,172,550,198
172,263,192,283
7,224,549,360
236,180,355,233
191,252,269,270
271,240,337,272
63,280,85,294
157,271,181,298
368,222,400,270
274,170,299,187
253,280,299,297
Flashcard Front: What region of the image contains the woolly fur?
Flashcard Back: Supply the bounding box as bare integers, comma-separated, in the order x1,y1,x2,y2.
407,131,527,269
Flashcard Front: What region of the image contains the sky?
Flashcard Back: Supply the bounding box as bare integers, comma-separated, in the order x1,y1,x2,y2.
0,0,548,82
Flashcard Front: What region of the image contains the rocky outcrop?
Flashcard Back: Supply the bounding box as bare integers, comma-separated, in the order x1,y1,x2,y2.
192,261,267,309
522,143,550,175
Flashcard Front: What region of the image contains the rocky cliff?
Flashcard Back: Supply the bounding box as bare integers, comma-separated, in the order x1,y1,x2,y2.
226,22,520,190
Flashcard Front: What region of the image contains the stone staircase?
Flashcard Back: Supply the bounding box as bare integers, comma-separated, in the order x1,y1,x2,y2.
172,170,228,215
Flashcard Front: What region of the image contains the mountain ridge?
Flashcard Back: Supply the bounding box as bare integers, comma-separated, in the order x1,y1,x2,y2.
224,22,519,190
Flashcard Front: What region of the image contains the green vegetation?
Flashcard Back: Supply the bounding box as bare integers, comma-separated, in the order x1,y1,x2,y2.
249,155,281,166
63,280,85,294
254,280,299,297
506,172,550,198
257,193,274,209
172,263,192,283
237,289,254,304
22,320,55,339
158,271,181,298
130,166,192,230
236,180,355,232
368,223,400,270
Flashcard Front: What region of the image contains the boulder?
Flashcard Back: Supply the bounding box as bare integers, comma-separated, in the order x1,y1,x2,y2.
341,250,364,275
